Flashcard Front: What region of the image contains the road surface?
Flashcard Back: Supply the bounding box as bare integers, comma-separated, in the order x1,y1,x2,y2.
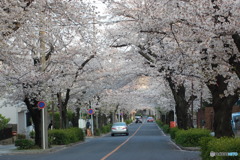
0,122,201,160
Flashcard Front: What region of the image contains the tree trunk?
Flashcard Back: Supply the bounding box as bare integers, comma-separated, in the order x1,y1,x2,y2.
175,102,189,129
230,33,240,79
166,77,195,129
207,75,238,137
24,97,41,147
213,100,236,138
72,108,80,127
57,89,70,129
62,104,67,129
57,92,63,128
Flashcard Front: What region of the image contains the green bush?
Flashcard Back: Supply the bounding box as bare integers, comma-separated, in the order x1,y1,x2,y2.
48,127,84,145
29,131,35,138
15,139,34,149
100,124,111,134
156,120,164,127
125,119,132,125
94,128,101,136
200,137,240,160
48,112,60,129
199,136,216,160
162,124,170,134
17,134,26,139
175,128,211,147
0,114,10,130
170,127,180,140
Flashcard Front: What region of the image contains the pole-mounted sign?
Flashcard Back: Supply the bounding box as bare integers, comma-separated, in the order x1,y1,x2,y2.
37,101,46,109
37,101,47,149
88,109,94,115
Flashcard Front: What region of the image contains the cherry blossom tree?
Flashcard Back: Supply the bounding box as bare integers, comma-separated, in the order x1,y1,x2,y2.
103,0,240,136
0,0,96,146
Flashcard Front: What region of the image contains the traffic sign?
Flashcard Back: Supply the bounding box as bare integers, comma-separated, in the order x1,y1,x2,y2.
38,101,46,109
88,109,94,115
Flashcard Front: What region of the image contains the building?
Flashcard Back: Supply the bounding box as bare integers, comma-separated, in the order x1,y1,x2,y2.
0,99,33,138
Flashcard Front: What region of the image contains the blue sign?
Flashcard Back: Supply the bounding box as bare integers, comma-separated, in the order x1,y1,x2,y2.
38,101,46,109
88,109,94,115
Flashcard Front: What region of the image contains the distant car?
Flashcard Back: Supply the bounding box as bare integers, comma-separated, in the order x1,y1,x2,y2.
135,116,142,123
111,122,129,136
135,118,142,123
147,117,154,122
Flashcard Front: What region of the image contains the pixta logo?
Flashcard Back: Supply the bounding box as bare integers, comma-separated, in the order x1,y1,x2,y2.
210,151,216,157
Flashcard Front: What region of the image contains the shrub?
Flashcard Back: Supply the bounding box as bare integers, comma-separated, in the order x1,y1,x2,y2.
199,136,216,160
15,139,34,149
94,128,101,136
48,127,84,145
156,120,164,127
170,127,180,140
29,131,35,138
0,114,10,130
101,124,111,134
200,137,240,160
175,128,211,147
162,124,170,134
49,112,60,129
17,134,26,139
125,119,132,125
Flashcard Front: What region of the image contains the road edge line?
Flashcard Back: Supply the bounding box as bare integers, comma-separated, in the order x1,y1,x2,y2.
155,123,183,151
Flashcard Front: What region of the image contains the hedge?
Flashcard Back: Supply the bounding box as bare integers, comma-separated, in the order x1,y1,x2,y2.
125,119,133,125
156,120,164,127
200,136,217,160
94,128,101,136
200,137,240,160
48,127,84,145
175,128,211,147
100,124,111,134
15,139,34,149
162,124,170,134
169,127,180,140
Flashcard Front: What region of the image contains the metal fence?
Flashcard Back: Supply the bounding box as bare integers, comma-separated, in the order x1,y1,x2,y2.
0,128,12,140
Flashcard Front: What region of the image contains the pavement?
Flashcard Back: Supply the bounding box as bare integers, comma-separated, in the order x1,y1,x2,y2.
0,143,70,155
0,135,200,156
0,135,107,155
0,124,201,155
0,144,17,154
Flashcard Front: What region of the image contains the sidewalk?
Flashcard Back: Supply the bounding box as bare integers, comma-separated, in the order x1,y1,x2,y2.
0,144,17,154
0,144,68,155
0,135,107,155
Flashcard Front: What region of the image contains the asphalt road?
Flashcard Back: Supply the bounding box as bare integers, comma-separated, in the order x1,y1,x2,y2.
0,122,201,160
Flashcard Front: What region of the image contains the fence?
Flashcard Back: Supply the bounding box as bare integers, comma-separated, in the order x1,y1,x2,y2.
0,128,12,140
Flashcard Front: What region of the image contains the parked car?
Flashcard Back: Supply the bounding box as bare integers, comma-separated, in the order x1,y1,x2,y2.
111,122,129,136
232,112,240,136
147,117,154,122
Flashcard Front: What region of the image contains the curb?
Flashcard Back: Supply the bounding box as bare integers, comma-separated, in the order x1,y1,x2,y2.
1,133,112,155
1,140,87,155
156,125,200,152
169,137,200,151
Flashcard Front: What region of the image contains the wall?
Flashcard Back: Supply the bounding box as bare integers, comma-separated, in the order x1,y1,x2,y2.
197,105,240,131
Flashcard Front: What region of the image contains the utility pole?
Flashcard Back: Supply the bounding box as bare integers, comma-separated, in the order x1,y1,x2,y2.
118,109,120,122
39,30,48,149
191,79,194,128
89,101,94,136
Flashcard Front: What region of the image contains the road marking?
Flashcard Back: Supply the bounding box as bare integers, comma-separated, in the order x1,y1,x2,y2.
155,123,183,151
169,139,183,151
100,124,142,160
156,124,166,136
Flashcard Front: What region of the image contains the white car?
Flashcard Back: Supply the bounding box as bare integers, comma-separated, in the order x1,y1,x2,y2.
111,122,129,136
